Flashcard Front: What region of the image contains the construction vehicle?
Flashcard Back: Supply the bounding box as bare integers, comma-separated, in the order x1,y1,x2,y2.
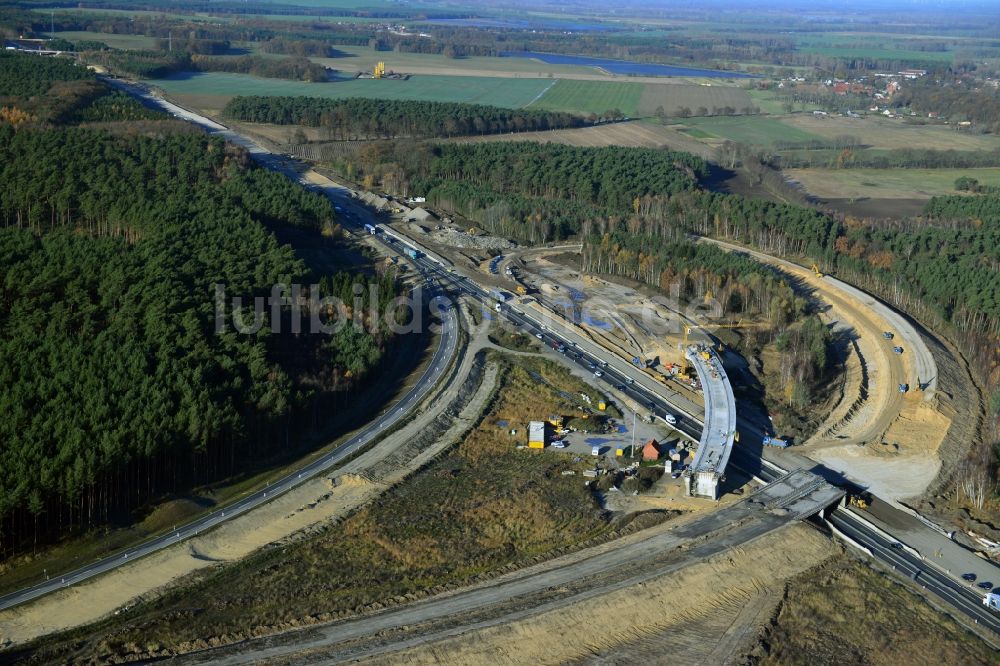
547,415,564,428
898,383,909,393
373,61,386,79
762,435,788,448
848,492,870,510
515,285,528,295
811,263,824,278
883,331,894,340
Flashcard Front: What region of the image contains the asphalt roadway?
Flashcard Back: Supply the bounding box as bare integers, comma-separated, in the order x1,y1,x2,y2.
2,81,997,640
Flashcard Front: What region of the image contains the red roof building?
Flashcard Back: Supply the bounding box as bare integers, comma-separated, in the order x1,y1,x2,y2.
642,439,660,461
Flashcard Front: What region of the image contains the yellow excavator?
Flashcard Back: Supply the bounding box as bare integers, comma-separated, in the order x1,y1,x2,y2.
811,263,824,278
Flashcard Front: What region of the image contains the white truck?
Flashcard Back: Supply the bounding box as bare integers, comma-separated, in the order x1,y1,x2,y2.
984,592,1000,611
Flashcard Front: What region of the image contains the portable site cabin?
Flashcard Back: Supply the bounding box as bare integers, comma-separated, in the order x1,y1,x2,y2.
528,421,546,449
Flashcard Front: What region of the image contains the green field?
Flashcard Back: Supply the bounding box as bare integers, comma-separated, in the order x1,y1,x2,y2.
529,79,644,116
315,45,606,79
747,89,789,115
786,167,1000,199
673,115,822,146
801,45,955,63
150,72,557,109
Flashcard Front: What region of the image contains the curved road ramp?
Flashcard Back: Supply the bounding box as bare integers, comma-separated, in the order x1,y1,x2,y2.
683,344,737,499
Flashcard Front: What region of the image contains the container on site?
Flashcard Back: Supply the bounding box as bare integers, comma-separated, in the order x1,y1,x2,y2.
528,421,546,449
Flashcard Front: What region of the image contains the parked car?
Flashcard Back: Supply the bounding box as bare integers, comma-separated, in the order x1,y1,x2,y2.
551,441,567,449
962,573,978,582
978,581,994,590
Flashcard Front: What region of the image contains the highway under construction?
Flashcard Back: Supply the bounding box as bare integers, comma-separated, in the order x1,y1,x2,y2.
1,79,998,661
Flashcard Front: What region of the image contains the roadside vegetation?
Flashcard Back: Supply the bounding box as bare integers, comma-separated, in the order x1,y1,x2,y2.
21,353,663,662
748,556,997,665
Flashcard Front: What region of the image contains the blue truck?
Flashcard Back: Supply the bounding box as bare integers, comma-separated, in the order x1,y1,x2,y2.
363,223,379,235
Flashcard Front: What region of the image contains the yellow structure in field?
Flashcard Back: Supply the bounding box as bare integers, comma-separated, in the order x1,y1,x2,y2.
373,61,386,79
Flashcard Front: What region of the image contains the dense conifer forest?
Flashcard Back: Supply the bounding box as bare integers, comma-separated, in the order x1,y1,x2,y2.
222,96,586,139
0,54,394,554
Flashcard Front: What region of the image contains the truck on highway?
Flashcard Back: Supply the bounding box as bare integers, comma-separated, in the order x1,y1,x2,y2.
364,223,380,235
405,248,421,260
984,593,1000,611
762,436,789,448
491,289,510,303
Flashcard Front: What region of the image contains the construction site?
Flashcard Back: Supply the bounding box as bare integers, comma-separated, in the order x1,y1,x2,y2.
3,78,998,666
356,61,410,80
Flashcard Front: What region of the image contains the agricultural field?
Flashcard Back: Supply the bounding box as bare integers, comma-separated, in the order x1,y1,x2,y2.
786,167,1000,200
782,113,1000,151
48,30,159,50
314,45,603,79
747,88,789,115
149,72,557,113
451,119,714,158
671,115,823,146
637,83,751,116
529,79,644,116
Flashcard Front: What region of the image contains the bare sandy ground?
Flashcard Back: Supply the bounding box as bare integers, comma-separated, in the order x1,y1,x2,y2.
361,523,835,665
693,239,947,501
0,307,498,647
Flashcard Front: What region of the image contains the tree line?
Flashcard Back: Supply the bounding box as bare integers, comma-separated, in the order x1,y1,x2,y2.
222,96,586,140
84,49,328,82
0,51,91,97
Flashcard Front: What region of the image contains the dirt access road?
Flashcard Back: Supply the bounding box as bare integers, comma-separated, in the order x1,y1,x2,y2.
700,237,946,502
173,476,840,665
